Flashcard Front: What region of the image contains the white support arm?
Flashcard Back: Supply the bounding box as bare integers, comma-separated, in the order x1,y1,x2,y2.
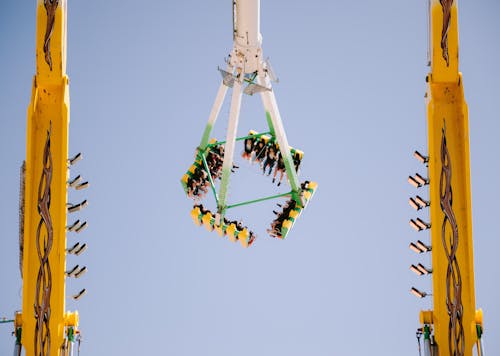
233,0,262,74
199,66,233,149
217,78,243,212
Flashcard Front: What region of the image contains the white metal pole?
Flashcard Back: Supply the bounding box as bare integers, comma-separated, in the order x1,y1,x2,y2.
234,0,260,49
423,338,431,356
479,338,485,356
199,66,233,149
218,78,243,212
13,343,21,356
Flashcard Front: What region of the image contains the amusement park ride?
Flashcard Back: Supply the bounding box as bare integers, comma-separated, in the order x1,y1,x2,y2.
1,0,488,355
180,0,317,246
408,1,484,355
6,0,86,355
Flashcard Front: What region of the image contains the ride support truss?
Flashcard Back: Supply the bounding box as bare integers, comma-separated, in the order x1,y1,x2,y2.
15,1,87,355
181,0,317,245
409,1,484,355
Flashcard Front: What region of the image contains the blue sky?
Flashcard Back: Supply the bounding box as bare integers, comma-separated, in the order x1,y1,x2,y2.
1,1,500,355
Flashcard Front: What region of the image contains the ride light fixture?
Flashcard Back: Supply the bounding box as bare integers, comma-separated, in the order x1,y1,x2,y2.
409,240,432,253
75,181,89,190
415,218,431,230
409,197,421,210
410,219,424,231
66,265,79,277
408,176,421,188
74,243,87,256
67,242,80,254
414,150,429,165
416,240,432,252
411,287,428,298
68,153,82,166
410,218,431,231
416,263,432,275
409,196,430,210
74,266,87,278
409,242,422,253
413,173,429,186
68,175,82,188
68,200,88,213
75,221,87,233
66,219,80,232
415,195,430,208
72,289,86,301
410,264,424,276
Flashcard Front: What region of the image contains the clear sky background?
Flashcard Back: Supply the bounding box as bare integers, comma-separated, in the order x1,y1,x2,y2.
1,1,499,355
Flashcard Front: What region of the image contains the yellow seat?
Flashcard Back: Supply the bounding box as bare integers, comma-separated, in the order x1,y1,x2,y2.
189,165,197,174
289,210,300,220
290,147,303,155
282,220,293,230
238,228,249,248
308,181,318,190
249,129,258,136
209,138,217,145
214,224,225,237
182,174,189,184
303,190,311,200
190,207,202,226
226,223,237,242
280,220,293,238
202,212,214,231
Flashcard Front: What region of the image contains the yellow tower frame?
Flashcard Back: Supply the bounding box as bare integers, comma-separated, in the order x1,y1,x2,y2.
16,1,79,355
418,1,483,355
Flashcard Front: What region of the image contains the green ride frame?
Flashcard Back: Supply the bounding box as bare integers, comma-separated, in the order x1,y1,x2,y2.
199,131,295,218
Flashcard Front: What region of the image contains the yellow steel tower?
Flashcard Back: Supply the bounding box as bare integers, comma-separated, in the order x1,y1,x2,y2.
409,1,484,355
15,1,86,355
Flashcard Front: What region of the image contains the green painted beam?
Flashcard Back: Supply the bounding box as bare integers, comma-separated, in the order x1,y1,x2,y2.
226,191,292,209
199,122,214,150
207,131,272,147
265,111,276,137
200,152,219,206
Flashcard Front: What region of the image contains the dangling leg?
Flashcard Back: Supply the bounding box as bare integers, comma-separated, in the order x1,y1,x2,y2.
258,73,301,197
217,78,243,217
